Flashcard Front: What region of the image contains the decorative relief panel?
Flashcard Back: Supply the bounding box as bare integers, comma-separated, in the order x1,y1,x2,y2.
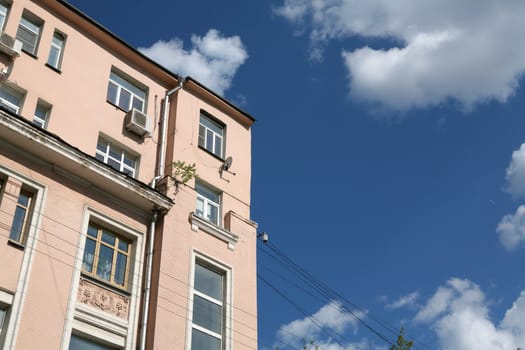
77,278,130,320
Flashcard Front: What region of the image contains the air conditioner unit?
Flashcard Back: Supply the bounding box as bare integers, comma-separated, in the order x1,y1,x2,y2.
125,108,152,137
0,31,23,57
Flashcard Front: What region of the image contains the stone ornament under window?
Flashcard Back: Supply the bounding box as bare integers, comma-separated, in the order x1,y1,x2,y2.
77,278,130,320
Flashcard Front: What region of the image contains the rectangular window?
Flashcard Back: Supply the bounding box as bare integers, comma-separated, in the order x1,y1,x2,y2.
33,100,51,128
9,189,32,243
47,31,65,70
0,85,24,114
191,261,225,350
199,114,224,158
0,1,10,31
68,334,118,350
16,11,43,55
95,137,138,177
195,181,221,225
0,306,6,339
81,222,131,288
106,70,146,112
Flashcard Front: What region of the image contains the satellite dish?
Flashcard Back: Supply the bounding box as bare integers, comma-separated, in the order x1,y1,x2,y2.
223,156,233,171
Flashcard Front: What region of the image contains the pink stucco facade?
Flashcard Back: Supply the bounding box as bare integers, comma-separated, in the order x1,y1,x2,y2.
0,1,258,349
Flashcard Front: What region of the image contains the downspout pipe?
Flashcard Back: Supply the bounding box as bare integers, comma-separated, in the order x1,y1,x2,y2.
157,77,185,178
140,78,185,350
139,176,161,350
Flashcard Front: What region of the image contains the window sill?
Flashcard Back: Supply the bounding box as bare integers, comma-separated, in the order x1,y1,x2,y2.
80,273,130,296
21,49,38,60
198,145,224,162
189,212,238,250
45,62,62,74
7,239,25,250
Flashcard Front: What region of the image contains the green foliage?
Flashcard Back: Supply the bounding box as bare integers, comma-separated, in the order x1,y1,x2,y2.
170,160,197,185
390,328,413,350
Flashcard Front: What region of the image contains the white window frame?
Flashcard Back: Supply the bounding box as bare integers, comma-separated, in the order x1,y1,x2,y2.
33,100,51,128
199,114,224,158
61,207,145,350
188,253,232,350
0,166,45,350
0,290,13,348
195,181,221,226
47,31,65,69
96,136,139,178
16,11,43,55
0,85,24,114
106,70,146,112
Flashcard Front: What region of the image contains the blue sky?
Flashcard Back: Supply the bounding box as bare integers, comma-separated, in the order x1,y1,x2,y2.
68,1,525,349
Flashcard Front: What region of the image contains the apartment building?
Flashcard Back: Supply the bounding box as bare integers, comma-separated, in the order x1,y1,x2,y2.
0,0,258,349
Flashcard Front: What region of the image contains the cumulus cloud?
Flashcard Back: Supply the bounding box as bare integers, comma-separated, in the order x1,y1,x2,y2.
504,144,525,199
276,301,363,349
139,29,248,96
415,278,525,350
385,291,420,310
496,205,525,251
274,0,525,111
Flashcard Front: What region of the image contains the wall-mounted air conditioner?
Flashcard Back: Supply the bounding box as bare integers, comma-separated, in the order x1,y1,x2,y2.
0,31,23,57
125,108,152,137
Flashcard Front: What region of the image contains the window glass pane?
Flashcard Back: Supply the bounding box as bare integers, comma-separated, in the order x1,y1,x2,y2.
68,335,116,350
207,203,219,224
0,87,22,108
16,24,37,54
9,206,27,241
118,89,131,111
191,328,221,350
115,253,127,286
101,230,115,245
82,238,96,273
118,240,129,252
18,192,30,206
196,197,204,218
214,136,222,158
47,46,59,67
106,82,118,104
195,264,223,300
107,159,121,171
0,4,7,31
0,307,5,326
196,184,220,204
20,17,40,34
95,153,105,162
198,125,206,148
110,72,146,100
205,130,214,152
87,225,98,238
96,245,114,281
193,295,222,333
131,97,143,111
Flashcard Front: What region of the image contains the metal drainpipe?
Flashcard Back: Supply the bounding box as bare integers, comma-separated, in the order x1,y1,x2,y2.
139,176,161,350
140,78,185,350
157,78,185,177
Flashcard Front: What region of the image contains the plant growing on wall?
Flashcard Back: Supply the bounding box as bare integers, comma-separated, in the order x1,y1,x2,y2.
170,160,197,185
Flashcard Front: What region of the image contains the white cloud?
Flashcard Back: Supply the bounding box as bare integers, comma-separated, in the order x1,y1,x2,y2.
275,0,525,111
139,29,248,96
496,205,525,251
276,301,362,349
386,291,420,310
504,144,525,199
416,278,525,350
